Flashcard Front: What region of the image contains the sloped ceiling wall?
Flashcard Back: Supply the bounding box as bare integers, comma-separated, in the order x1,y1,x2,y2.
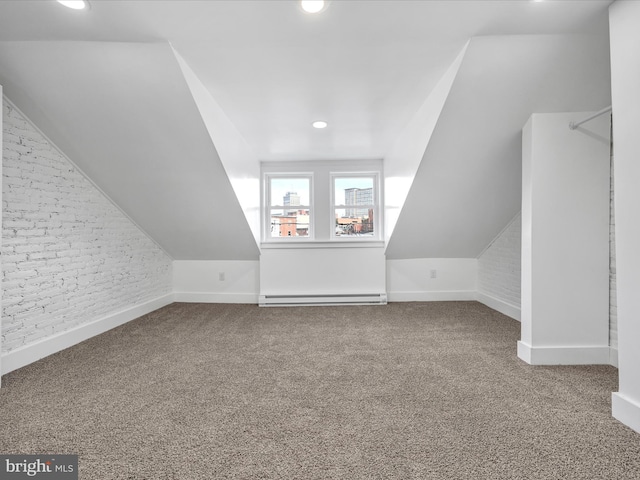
0,3,612,263
384,42,469,245
385,33,612,259
0,41,260,260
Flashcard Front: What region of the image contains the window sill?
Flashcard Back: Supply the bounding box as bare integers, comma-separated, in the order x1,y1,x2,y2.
260,240,385,250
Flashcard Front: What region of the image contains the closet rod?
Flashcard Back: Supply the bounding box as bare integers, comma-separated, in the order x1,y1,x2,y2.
569,105,612,130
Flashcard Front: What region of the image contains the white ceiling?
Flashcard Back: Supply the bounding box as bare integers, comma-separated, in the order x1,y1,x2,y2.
0,0,613,260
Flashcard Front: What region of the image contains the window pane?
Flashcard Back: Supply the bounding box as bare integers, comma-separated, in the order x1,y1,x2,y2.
334,208,375,237
270,178,310,207
269,209,310,238
268,177,311,238
334,177,374,207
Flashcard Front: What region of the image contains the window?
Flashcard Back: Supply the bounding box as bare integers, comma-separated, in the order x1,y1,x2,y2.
332,175,377,238
261,160,382,244
265,175,312,239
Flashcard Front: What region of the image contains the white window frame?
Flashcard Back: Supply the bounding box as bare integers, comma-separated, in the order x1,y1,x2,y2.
330,172,381,242
263,172,314,242
261,160,383,246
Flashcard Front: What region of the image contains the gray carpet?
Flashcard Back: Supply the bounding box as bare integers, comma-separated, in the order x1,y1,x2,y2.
1,301,639,479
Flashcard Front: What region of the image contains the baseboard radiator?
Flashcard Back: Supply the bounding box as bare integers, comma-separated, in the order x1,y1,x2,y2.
259,293,388,307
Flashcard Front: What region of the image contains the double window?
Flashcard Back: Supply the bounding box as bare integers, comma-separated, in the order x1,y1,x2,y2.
262,161,382,243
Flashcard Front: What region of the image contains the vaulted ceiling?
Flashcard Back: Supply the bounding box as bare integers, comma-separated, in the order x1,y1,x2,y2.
0,0,612,260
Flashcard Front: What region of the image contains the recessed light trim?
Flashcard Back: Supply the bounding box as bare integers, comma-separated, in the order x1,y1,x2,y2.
57,0,87,10
301,1,325,14
312,121,328,129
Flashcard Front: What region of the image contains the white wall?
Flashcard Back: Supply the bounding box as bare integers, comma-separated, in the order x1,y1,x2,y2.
174,256,477,304
1,98,173,374
260,247,386,298
609,0,640,434
173,260,259,304
387,258,477,302
477,213,521,320
519,112,610,366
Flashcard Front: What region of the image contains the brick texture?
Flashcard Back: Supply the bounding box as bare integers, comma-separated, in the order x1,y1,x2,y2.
2,100,172,354
610,146,617,350
478,213,522,308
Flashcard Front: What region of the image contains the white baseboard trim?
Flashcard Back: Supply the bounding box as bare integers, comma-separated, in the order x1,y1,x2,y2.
610,347,619,368
476,292,521,321
386,290,477,302
1,293,174,375
612,392,640,434
173,292,259,304
517,341,611,365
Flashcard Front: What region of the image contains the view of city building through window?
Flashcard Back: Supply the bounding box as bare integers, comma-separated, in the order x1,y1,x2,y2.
264,172,379,240
268,177,311,238
333,176,376,237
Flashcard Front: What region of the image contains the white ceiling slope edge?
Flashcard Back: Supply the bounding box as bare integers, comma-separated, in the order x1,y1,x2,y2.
384,41,469,246
172,47,261,248
385,33,612,260
0,41,260,260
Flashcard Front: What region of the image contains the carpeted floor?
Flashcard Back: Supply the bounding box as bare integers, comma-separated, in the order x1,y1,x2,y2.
1,301,639,479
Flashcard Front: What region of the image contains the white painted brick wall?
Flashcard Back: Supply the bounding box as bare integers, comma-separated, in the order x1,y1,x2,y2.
2,99,172,354
610,147,617,351
478,213,522,308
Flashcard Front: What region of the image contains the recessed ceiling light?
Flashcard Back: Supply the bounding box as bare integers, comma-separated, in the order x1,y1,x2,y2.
57,0,87,10
312,121,328,129
301,1,325,14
